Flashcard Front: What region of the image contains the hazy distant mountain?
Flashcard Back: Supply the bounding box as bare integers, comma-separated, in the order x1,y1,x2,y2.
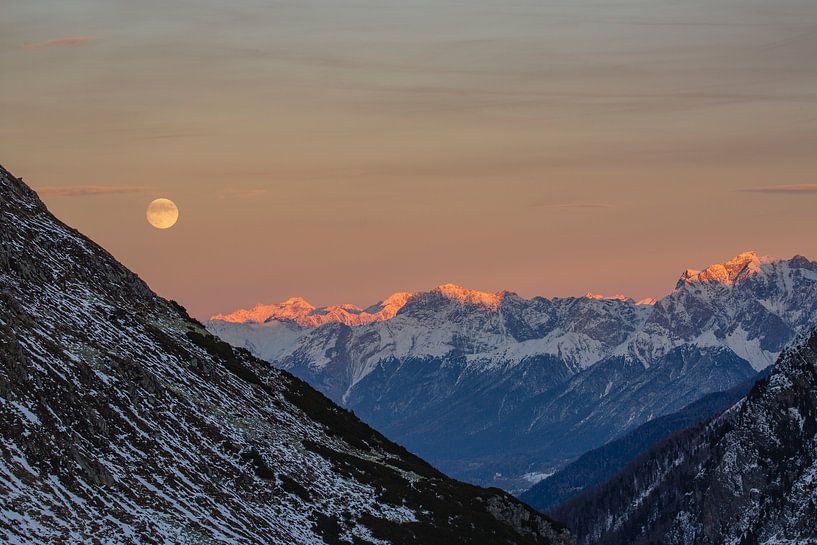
519,369,770,512
553,329,817,545
209,251,817,490
0,165,572,545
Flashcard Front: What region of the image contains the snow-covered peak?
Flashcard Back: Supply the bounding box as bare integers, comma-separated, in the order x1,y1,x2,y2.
211,285,513,329
584,292,630,302
364,291,414,314
675,251,770,288
212,291,415,327
211,297,318,325
282,295,312,306
432,283,505,309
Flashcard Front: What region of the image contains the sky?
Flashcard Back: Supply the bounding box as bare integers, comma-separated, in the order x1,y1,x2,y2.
2,0,816,319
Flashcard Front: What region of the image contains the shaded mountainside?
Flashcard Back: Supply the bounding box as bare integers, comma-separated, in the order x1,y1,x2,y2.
344,346,756,492
210,251,817,489
0,164,572,545
553,331,817,545
519,369,770,512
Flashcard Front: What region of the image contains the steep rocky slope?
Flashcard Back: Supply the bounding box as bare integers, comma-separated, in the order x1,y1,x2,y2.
210,252,817,489
553,330,817,545
0,164,572,545
520,369,769,512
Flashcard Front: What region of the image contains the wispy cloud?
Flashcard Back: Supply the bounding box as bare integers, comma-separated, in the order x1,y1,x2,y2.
533,202,613,210
22,36,94,50
221,187,269,198
739,184,817,194
137,132,202,140
37,186,146,197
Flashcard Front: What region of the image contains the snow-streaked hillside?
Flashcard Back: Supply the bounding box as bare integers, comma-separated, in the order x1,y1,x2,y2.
554,329,817,545
0,165,572,545
520,369,769,513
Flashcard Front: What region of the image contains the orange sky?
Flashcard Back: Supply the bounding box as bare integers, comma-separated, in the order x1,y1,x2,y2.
2,0,816,318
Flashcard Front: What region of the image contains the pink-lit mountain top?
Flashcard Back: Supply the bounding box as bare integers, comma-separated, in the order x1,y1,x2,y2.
212,251,771,327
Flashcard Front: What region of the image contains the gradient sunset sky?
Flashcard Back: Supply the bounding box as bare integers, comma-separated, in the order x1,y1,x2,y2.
2,0,816,318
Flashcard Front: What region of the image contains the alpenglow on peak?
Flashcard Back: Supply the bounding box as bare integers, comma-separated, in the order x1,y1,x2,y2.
675,251,771,288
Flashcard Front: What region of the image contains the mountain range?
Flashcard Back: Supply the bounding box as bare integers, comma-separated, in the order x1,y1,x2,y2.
209,252,817,490
0,164,571,544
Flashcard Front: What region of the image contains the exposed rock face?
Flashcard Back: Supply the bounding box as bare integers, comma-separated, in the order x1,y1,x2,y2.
553,330,817,545
0,165,572,545
210,251,817,489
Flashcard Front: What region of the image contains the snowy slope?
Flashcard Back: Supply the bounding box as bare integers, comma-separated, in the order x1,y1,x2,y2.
0,165,572,545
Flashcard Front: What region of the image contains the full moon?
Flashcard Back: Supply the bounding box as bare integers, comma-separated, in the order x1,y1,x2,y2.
146,198,179,229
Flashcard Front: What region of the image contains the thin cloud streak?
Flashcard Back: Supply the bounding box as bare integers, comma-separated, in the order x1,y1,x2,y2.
221,187,269,198
37,186,146,197
22,36,94,50
533,203,613,210
739,184,817,194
